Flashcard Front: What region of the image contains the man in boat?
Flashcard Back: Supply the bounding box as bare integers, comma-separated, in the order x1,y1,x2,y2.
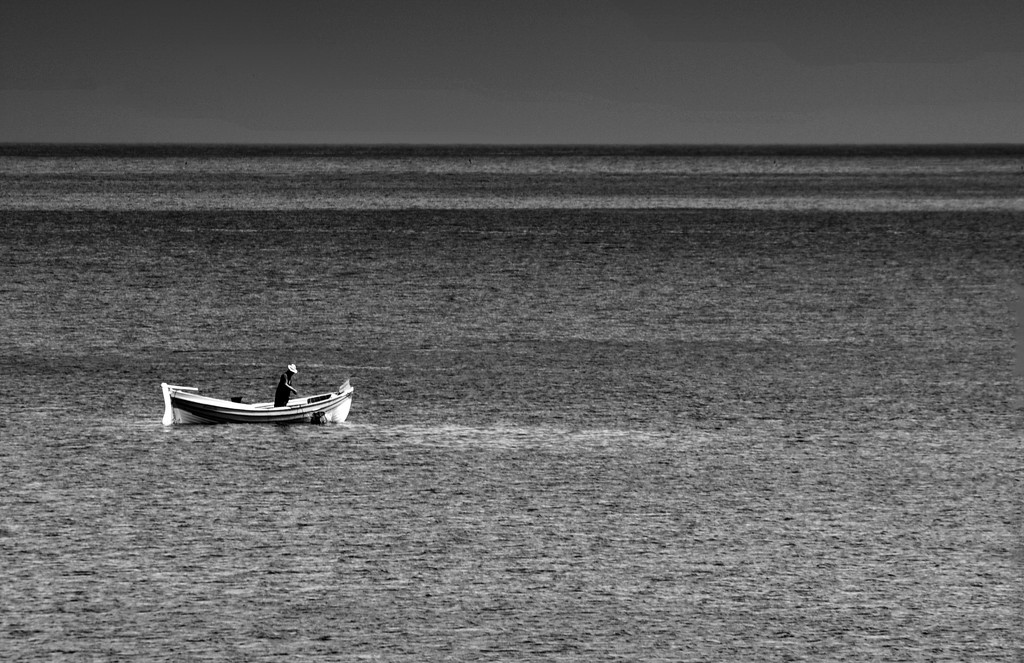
275,364,298,407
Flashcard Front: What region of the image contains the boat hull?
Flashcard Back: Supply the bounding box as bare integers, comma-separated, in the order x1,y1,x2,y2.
162,381,353,425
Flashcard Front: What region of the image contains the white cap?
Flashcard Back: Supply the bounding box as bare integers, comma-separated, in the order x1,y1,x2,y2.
287,364,298,374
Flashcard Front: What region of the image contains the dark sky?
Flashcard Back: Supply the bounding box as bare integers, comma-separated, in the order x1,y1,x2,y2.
3,0,1023,143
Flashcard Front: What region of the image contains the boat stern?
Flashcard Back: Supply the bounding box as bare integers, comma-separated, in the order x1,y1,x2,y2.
161,383,199,425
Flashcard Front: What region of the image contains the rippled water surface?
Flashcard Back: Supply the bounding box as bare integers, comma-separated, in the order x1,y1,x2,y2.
1,145,1021,661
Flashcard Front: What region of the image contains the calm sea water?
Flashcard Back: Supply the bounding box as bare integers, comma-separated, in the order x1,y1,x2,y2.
1,145,1021,661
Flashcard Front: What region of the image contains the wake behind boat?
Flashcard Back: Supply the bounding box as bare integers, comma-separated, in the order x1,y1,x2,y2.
162,380,354,425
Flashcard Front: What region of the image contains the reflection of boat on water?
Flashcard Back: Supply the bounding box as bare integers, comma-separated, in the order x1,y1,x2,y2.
161,380,354,425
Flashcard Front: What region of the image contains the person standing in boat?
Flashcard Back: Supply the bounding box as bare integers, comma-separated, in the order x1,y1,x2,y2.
275,364,298,407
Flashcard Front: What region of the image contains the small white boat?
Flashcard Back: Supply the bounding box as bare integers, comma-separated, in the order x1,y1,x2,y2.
161,380,354,425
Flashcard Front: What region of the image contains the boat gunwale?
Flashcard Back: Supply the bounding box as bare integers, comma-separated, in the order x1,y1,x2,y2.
169,388,349,412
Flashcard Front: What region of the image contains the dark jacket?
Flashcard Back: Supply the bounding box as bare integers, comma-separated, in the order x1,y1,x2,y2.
274,372,294,407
